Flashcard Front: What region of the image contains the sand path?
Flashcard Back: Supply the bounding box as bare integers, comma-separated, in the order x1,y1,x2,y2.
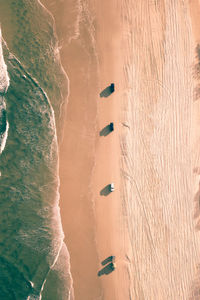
121,1,200,299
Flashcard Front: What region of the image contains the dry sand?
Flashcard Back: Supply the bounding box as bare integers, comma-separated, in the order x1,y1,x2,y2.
42,0,200,299
121,1,200,299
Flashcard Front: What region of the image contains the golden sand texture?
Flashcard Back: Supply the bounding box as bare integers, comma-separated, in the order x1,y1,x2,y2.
121,1,200,299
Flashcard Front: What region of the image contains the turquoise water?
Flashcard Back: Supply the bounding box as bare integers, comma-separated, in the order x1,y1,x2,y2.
0,1,72,299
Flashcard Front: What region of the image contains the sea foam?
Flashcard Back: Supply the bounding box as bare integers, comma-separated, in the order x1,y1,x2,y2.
0,28,9,94
0,27,9,155
0,1,73,297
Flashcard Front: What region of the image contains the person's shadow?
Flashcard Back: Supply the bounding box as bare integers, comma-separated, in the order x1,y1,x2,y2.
100,83,115,98
101,256,115,266
100,184,111,196
99,124,111,136
98,263,115,277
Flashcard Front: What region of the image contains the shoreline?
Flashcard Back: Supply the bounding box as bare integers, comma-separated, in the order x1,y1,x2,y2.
40,0,103,299
1,0,200,299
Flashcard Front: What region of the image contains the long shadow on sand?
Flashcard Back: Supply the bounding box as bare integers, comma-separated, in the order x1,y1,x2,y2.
99,84,114,98
100,184,111,196
101,256,115,266
98,263,115,277
99,124,111,136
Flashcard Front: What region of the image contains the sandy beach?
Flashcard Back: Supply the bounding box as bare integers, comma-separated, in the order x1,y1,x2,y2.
42,0,200,299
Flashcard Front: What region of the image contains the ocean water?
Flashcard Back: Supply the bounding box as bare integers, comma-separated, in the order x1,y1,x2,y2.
0,1,73,300
0,0,69,135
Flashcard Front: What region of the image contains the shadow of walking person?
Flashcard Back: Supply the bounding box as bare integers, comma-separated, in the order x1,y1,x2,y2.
99,124,111,136
100,184,111,196
98,263,116,277
99,83,115,98
101,256,115,266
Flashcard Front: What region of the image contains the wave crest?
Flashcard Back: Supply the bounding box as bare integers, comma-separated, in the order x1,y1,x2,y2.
0,28,9,94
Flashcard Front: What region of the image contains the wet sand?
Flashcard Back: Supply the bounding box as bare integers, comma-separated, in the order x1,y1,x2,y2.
40,1,110,299
91,1,131,299
40,0,128,299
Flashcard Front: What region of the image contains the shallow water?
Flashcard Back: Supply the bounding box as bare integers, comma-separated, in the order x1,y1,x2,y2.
0,1,72,299
0,0,69,135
